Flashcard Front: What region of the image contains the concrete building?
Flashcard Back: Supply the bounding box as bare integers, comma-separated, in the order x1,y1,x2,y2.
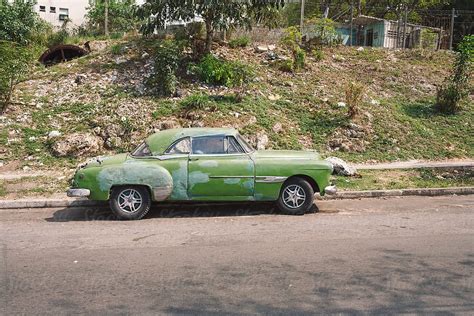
336,15,443,49
33,0,90,28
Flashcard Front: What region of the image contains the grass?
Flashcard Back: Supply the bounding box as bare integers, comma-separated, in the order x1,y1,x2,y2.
0,181,6,197
334,168,474,191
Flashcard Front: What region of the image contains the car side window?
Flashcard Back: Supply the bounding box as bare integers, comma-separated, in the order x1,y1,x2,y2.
192,136,225,154
131,142,152,157
227,136,243,154
165,137,191,154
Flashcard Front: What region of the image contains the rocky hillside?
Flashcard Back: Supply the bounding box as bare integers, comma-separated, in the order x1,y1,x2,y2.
1,37,473,175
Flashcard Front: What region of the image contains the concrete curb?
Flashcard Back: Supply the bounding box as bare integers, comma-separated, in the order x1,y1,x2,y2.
322,187,474,200
0,187,473,209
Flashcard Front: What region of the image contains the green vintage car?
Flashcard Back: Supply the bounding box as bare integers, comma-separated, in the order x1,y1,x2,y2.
67,128,336,219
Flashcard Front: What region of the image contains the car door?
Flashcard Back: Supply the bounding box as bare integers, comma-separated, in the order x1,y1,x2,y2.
188,135,255,199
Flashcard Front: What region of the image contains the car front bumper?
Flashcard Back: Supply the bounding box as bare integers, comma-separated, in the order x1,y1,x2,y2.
67,188,90,197
324,185,337,195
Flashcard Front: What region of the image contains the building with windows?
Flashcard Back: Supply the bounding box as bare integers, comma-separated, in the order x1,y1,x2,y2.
34,1,90,28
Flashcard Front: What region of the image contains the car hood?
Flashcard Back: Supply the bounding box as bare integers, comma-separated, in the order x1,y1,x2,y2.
79,153,129,169
252,150,320,160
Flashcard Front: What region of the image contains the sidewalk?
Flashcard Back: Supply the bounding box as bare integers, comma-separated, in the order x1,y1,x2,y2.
353,159,474,170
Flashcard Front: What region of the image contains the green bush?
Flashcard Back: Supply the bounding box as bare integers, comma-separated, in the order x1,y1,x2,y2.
229,36,250,48
147,39,183,96
345,81,364,118
280,26,305,71
0,0,40,44
435,35,473,114
0,41,32,114
420,29,438,49
47,29,69,48
180,93,210,111
306,17,342,47
190,54,254,87
273,59,293,72
110,44,123,55
312,49,324,62
294,47,306,70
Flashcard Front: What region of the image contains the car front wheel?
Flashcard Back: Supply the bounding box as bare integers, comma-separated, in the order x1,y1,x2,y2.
277,178,314,215
109,186,151,220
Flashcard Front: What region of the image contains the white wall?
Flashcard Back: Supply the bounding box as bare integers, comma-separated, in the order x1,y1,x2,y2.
34,0,90,28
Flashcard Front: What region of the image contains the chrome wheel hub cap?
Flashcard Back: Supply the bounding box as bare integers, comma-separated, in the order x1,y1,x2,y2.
118,189,143,213
282,184,306,209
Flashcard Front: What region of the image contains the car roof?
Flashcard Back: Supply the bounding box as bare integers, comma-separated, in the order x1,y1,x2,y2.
146,128,238,155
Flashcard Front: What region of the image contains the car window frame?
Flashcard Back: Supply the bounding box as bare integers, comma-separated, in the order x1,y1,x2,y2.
164,137,191,155
190,135,228,155
227,136,244,154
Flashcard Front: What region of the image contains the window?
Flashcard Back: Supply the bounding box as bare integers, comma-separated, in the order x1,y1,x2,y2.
236,134,254,153
192,136,225,155
39,6,46,12
50,7,56,13
227,136,243,154
131,142,152,157
59,8,69,20
165,137,191,154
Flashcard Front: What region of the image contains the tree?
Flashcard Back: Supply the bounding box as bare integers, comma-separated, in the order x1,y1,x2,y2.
0,41,32,114
135,0,285,54
86,0,137,35
0,0,39,44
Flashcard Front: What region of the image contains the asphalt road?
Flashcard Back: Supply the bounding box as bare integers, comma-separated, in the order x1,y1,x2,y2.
1,196,473,315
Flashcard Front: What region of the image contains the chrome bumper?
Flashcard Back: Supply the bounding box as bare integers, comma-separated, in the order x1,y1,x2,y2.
324,185,337,195
67,188,90,197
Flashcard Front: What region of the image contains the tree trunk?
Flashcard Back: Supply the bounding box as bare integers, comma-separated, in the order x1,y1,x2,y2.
204,19,214,54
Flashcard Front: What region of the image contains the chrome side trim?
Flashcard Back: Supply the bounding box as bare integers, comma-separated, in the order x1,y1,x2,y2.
152,185,173,201
208,176,253,179
67,188,90,197
255,176,288,183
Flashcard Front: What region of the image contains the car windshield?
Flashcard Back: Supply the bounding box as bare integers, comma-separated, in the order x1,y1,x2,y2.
131,141,152,157
236,134,254,153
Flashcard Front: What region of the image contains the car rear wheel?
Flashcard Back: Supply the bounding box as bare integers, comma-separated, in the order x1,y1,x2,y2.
277,178,314,215
109,186,151,220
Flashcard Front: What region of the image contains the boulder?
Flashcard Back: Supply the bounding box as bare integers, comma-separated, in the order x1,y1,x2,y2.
51,133,103,157
272,122,283,133
325,157,357,176
256,133,269,150
48,130,61,139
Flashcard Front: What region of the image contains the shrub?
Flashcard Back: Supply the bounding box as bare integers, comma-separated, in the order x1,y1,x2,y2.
110,44,123,55
0,0,39,44
180,93,210,111
435,35,473,114
190,54,254,87
229,36,250,48
345,81,364,119
294,47,306,70
312,49,324,62
274,59,293,72
280,26,305,71
47,29,69,47
0,41,32,114
420,29,438,49
147,39,183,96
306,17,342,48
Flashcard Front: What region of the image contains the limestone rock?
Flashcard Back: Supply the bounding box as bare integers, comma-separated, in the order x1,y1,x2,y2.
325,157,357,176
51,133,103,157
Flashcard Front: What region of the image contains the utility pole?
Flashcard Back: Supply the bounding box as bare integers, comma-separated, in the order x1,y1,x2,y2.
104,0,109,37
300,0,305,31
402,6,408,49
350,0,354,46
449,7,455,50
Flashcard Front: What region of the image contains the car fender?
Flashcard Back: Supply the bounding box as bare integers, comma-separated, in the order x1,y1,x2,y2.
96,162,173,201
